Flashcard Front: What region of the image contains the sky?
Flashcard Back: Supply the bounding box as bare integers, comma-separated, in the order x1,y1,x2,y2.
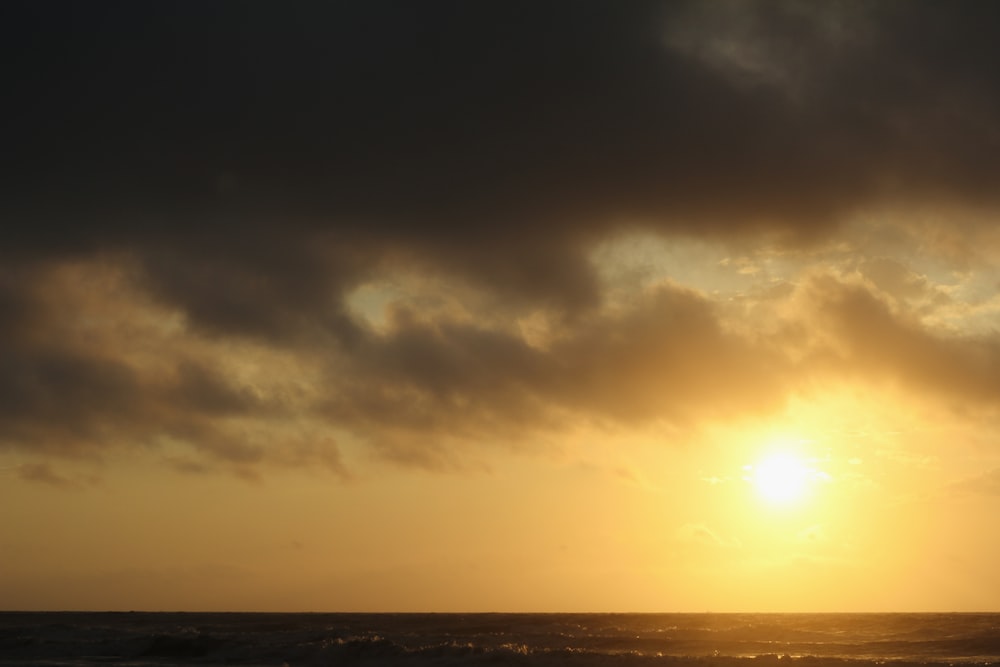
4,1,1000,612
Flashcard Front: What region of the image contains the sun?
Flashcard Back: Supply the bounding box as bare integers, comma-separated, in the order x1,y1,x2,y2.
749,452,811,505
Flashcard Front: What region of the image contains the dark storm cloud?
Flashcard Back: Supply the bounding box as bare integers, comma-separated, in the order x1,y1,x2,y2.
0,267,142,452
6,1,1000,472
137,237,369,344
324,284,787,466
6,1,1000,319
0,265,276,462
0,334,265,461
0,345,138,451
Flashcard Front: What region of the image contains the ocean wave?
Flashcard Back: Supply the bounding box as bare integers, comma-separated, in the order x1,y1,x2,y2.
2,613,1000,667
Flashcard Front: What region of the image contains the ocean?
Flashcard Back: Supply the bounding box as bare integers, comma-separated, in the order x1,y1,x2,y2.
1,612,999,667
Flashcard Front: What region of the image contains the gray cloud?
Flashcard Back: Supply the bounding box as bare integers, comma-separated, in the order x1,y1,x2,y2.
0,265,299,466
5,2,1000,475
6,2,1000,303
322,284,788,466
810,278,1000,403
16,462,89,489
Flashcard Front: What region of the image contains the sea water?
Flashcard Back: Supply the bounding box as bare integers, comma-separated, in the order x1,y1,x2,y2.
1,612,999,667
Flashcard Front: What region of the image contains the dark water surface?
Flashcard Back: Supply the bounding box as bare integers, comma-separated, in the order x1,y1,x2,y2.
1,612,999,667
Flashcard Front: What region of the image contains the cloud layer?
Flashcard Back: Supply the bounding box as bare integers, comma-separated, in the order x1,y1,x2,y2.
5,1,1000,476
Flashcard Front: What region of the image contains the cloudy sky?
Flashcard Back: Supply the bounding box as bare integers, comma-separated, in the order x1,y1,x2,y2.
5,1,1000,612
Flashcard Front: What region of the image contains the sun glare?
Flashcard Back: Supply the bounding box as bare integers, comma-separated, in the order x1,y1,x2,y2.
749,452,811,505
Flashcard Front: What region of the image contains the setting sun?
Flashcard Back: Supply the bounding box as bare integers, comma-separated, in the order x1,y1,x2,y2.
9,0,1000,619
749,452,812,505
